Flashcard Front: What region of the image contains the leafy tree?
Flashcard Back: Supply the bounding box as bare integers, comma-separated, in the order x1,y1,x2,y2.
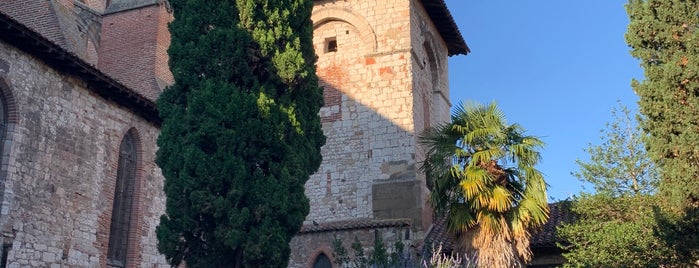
572,103,657,196
559,194,676,267
626,0,699,263
419,102,548,267
154,0,325,267
558,103,673,266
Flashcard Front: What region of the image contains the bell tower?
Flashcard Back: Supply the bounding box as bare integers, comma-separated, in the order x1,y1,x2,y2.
289,0,468,266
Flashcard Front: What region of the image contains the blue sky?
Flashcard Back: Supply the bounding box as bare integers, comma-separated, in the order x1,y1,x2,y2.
443,0,644,200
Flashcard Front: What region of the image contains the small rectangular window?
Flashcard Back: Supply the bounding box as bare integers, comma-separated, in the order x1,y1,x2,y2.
325,37,337,53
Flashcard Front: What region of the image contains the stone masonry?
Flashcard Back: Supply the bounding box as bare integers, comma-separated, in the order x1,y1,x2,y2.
0,0,467,267
0,41,168,266
0,0,172,266
288,0,467,267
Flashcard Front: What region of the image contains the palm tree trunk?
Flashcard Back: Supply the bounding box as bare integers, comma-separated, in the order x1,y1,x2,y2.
459,225,529,268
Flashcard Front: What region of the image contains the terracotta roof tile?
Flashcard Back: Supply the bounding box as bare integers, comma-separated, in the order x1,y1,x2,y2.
0,0,66,48
300,218,412,234
530,201,574,248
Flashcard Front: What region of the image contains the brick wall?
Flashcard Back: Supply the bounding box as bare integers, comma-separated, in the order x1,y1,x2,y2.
98,3,172,100
0,41,168,267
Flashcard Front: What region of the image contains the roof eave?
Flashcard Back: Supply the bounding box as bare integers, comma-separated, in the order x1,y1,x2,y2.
0,11,161,126
420,0,470,56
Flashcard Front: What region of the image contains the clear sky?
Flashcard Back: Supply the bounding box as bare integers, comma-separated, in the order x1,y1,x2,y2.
443,0,644,201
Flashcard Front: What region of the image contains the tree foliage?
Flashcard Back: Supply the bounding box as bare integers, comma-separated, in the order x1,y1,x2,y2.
626,0,699,263
626,0,699,209
155,0,325,267
419,102,548,267
559,103,672,267
572,103,657,196
559,194,676,267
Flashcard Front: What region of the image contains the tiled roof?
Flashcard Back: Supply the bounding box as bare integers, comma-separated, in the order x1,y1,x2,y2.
300,218,412,234
0,0,67,48
530,201,574,248
424,201,574,252
0,11,161,125
420,0,470,56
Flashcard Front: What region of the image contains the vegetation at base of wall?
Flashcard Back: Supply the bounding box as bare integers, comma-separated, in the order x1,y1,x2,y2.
626,0,699,264
419,102,548,268
330,233,473,268
331,232,407,268
154,0,325,267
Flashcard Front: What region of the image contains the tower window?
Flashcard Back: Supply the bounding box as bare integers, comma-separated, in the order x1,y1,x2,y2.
325,37,337,53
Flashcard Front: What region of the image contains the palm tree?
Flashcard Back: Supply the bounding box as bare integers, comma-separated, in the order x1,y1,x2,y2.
420,102,549,267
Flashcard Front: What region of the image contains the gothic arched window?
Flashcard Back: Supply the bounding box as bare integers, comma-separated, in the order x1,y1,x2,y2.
313,253,332,268
107,132,137,267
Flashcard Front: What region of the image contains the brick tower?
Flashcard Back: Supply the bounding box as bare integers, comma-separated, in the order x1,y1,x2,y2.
98,0,174,100
289,0,468,266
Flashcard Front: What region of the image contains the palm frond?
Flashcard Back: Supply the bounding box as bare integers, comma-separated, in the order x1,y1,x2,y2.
476,210,504,236
419,101,548,265
448,204,476,234
489,185,513,212
469,147,504,168
460,166,489,199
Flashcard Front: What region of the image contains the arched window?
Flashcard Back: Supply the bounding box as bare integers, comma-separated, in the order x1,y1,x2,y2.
313,253,332,268
107,132,137,267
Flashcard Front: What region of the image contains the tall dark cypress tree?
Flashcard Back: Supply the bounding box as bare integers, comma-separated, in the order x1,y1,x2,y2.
626,0,699,209
155,0,325,267
626,0,699,263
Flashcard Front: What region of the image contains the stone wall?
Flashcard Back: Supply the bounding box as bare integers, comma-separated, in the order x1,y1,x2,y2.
289,222,414,268
290,0,452,266
0,41,168,267
307,0,415,224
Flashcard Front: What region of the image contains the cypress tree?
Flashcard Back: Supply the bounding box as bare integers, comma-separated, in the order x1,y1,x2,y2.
626,0,699,208
626,0,699,263
154,0,325,267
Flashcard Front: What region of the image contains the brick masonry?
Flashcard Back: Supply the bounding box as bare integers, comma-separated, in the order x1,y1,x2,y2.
99,3,173,101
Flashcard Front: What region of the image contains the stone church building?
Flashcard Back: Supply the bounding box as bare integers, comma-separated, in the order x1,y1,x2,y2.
0,0,469,267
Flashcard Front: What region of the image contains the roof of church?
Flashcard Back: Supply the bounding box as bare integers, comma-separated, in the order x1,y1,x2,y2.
0,0,67,49
104,0,161,14
300,218,412,234
0,11,161,125
420,0,470,56
424,201,574,252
